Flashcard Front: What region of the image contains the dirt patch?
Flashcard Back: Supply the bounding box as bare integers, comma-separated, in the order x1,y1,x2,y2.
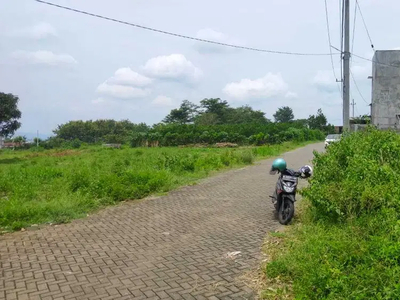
239,228,294,300
214,142,239,148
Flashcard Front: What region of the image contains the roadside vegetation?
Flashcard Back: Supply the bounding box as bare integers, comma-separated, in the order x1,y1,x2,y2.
0,141,318,232
0,93,329,232
262,128,400,299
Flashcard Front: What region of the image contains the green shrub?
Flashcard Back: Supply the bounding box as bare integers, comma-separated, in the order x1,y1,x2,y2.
302,127,400,221
264,127,400,299
240,150,254,164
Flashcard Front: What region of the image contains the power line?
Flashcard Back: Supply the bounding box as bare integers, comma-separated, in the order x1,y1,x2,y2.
356,0,374,50
351,1,357,54
35,0,335,57
351,53,400,69
349,0,357,110
324,0,339,78
324,0,342,98
339,0,345,91
339,0,342,46
329,46,400,69
350,70,369,105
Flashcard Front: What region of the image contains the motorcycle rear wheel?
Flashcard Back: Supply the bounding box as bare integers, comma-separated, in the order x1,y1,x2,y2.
278,198,294,225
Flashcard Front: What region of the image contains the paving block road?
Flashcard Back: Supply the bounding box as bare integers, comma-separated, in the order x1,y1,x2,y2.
0,143,323,300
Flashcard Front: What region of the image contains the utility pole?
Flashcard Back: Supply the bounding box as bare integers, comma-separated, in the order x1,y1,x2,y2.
351,99,356,118
343,0,351,130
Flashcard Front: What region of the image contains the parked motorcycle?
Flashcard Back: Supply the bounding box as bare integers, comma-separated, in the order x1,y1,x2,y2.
269,158,312,225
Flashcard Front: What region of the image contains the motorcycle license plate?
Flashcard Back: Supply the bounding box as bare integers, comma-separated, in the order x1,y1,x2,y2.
282,175,297,182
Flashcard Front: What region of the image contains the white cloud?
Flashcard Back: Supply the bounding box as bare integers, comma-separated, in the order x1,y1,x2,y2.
10,22,57,39
223,73,289,99
11,50,77,66
285,91,298,98
96,83,150,99
194,28,242,54
106,68,152,87
151,95,175,107
142,54,202,82
96,68,152,100
312,70,338,93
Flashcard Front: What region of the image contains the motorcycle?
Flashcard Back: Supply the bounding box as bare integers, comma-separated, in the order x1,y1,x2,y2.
269,165,312,225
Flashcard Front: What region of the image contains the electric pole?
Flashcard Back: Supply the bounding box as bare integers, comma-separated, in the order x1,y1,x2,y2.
351,99,356,118
343,0,351,130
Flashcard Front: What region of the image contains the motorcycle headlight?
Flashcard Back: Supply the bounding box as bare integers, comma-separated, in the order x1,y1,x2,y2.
283,185,295,193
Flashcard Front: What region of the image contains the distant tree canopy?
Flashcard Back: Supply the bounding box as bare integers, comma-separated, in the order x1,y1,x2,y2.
273,106,294,123
0,92,22,137
54,119,150,144
163,98,270,125
22,99,334,149
307,108,334,132
163,100,198,124
308,108,328,130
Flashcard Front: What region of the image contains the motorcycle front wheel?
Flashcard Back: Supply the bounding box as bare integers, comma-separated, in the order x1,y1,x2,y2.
278,198,294,225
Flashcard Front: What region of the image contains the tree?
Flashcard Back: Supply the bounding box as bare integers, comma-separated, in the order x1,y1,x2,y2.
294,119,309,127
197,99,270,125
53,119,149,143
197,98,230,124
273,106,294,123
307,108,328,130
13,136,26,143
200,98,229,114
163,100,199,124
195,113,219,125
0,93,22,137
226,105,270,124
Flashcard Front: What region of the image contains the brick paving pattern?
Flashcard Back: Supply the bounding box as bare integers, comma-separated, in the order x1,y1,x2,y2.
0,143,323,300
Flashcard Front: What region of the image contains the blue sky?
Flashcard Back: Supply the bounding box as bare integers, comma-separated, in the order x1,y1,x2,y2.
1,0,398,137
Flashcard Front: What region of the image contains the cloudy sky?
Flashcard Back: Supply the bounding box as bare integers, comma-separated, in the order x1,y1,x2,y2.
1,0,398,136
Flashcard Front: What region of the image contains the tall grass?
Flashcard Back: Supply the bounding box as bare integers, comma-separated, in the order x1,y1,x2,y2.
263,128,400,299
0,142,312,231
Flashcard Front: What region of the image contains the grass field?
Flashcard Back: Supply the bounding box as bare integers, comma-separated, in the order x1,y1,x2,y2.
0,141,314,232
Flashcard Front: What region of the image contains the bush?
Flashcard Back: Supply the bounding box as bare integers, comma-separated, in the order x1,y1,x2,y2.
302,127,400,221
264,127,400,299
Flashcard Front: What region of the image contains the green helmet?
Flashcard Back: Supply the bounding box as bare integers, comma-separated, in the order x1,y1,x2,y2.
272,158,287,172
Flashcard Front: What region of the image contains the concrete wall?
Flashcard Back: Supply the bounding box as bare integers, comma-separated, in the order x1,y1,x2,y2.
350,124,369,132
371,50,400,129
0,136,3,149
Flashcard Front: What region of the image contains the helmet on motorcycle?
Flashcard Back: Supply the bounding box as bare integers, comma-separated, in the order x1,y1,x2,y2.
271,158,287,172
300,165,313,177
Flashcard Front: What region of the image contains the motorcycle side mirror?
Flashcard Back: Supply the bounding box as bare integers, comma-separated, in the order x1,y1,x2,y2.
269,169,278,175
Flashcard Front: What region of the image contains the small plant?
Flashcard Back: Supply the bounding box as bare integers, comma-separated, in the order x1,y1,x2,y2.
240,151,254,165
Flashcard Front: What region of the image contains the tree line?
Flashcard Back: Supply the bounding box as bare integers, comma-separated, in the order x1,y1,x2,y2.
0,93,333,149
